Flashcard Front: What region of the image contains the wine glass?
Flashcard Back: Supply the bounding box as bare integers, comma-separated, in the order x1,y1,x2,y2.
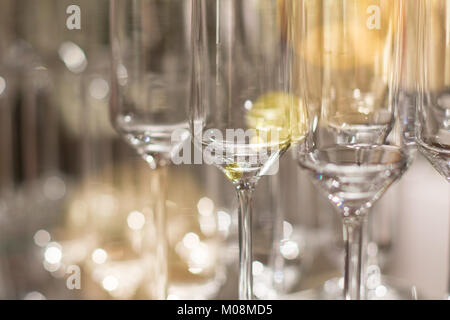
291,0,414,299
416,0,450,298
190,0,306,299
416,0,450,182
110,0,191,299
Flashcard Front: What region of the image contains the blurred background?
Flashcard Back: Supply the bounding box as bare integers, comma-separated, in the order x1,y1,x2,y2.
0,0,448,300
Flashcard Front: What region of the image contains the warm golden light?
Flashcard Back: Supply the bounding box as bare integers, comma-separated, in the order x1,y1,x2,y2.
102,275,119,292
127,211,146,231
92,248,108,264
217,210,232,236
197,197,214,217
44,244,62,265
182,232,200,249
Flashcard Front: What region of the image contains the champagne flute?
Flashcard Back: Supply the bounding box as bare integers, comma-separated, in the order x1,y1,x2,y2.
416,0,450,298
291,0,414,299
416,0,450,182
190,0,306,300
110,0,191,299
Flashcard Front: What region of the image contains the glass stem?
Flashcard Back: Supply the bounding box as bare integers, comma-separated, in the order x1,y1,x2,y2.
269,174,285,294
342,215,367,300
236,183,255,300
151,162,169,300
447,185,450,299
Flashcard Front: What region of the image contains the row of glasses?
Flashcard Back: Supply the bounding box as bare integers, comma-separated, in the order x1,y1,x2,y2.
0,0,227,300
109,0,430,300
111,0,307,300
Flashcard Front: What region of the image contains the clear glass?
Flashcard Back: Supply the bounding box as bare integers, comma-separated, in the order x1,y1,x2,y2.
0,0,14,57
0,67,17,197
417,0,450,182
252,153,310,299
110,0,191,299
190,0,304,300
416,0,450,299
291,0,414,299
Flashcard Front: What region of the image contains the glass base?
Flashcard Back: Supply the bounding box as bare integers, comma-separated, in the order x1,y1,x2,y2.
281,276,419,300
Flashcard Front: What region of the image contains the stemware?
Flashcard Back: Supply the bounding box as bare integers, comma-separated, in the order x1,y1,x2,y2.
110,0,191,299
0,67,16,197
416,0,450,298
291,0,414,299
190,0,306,299
416,0,450,182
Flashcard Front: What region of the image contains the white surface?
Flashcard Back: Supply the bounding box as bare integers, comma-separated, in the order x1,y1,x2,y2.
390,155,449,299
